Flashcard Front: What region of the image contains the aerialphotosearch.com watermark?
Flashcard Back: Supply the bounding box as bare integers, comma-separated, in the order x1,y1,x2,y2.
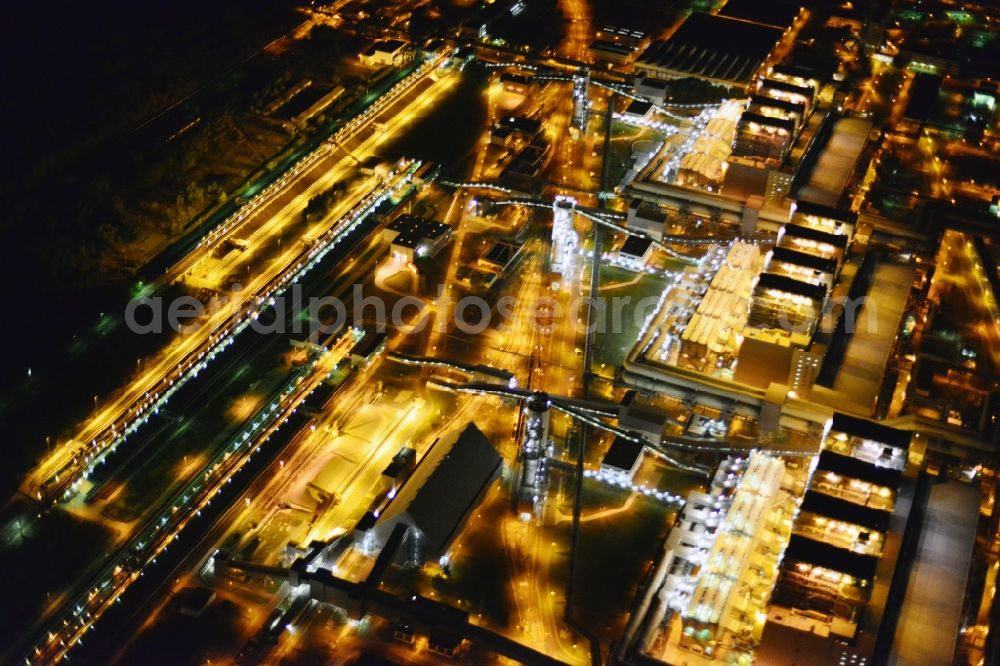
124,282,881,341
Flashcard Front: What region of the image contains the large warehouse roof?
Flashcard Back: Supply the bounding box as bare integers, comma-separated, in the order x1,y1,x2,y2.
379,422,502,555
636,12,783,85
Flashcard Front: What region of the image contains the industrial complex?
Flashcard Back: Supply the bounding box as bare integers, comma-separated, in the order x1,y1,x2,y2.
4,1,1000,665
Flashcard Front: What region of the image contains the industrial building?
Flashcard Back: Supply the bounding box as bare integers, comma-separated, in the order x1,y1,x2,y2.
382,214,452,262
620,194,861,395
626,199,669,238
734,202,856,390
633,76,671,105
901,73,943,130
758,414,915,665
177,587,216,618
489,124,515,147
747,272,826,333
620,99,655,124
499,71,532,95
269,82,346,127
354,422,503,564
675,99,744,188
764,246,838,293
618,390,670,443
733,98,805,163
614,401,983,666
778,221,847,266
359,40,412,68
792,116,874,209
380,447,416,495
732,67,819,166
499,139,551,192
771,230,843,281
626,453,798,665
600,436,645,482
767,66,820,107
789,201,856,244
679,241,762,366
757,78,816,114
477,239,524,275
594,26,649,51
634,13,785,89
589,39,638,65
494,115,543,142
350,330,388,369
748,94,807,128
617,235,655,269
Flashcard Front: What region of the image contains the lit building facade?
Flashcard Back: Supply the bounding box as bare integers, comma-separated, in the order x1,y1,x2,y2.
550,195,580,278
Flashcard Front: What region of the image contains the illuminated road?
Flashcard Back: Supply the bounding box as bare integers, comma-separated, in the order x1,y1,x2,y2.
501,512,587,664
24,333,357,665
558,0,594,62
21,33,742,664
119,383,484,663
27,164,416,505
91,230,399,664
931,230,1000,371
24,56,460,505
166,49,452,284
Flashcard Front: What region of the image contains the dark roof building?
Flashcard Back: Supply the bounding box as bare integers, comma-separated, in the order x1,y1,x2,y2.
589,39,637,64
739,111,796,133
350,330,388,369
750,93,806,116
595,25,649,49
783,533,880,580
770,246,839,275
626,199,668,238
619,390,669,442
756,272,828,303
816,449,903,488
902,73,943,125
495,115,543,139
763,416,912,657
799,489,892,533
178,587,216,618
633,75,671,104
782,222,850,249
757,78,816,111
355,422,502,562
600,436,645,481
383,214,452,261
830,411,912,451
477,239,524,274
499,71,532,94
381,447,417,492
635,12,784,87
618,235,655,265
621,99,654,122
489,124,514,146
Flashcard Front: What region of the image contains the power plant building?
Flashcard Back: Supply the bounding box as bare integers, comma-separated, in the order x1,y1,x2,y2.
354,422,502,563
634,13,785,89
